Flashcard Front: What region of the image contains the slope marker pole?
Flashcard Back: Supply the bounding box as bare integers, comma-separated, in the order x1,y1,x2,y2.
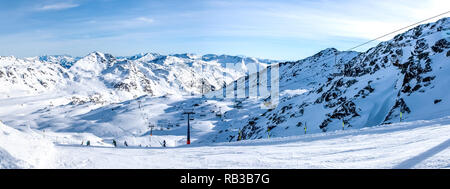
304,122,307,134
238,128,242,141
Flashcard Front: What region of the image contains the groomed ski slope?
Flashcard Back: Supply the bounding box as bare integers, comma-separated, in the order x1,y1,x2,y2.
48,117,450,169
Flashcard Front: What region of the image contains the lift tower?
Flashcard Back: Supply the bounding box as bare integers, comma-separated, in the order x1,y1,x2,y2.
183,109,195,144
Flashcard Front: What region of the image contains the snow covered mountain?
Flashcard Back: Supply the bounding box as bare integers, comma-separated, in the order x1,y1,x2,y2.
0,52,277,100
0,56,70,98
209,17,450,142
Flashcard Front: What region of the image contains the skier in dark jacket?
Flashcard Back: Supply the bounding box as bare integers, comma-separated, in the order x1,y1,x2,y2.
124,141,128,147
112,139,117,147
162,140,166,147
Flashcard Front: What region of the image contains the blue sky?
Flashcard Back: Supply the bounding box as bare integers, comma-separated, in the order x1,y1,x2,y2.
0,0,448,60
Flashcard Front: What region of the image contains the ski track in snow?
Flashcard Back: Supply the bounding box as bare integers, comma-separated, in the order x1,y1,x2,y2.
47,117,450,169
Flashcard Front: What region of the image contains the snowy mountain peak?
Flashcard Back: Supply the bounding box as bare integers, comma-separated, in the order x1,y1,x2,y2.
84,51,115,62
171,53,200,59
317,47,338,55
126,53,160,61
0,56,19,65
309,48,341,61
35,55,77,68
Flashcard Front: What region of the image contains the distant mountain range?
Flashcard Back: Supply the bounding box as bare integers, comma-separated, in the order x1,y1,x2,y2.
0,52,277,100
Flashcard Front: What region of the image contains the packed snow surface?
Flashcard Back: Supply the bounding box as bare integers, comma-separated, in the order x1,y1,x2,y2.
1,117,449,168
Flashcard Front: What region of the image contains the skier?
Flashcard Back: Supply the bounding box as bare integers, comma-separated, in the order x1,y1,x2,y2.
124,141,128,147
162,140,166,147
86,140,91,146
112,139,117,147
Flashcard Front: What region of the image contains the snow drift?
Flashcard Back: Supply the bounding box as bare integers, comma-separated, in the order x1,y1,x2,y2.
0,121,55,168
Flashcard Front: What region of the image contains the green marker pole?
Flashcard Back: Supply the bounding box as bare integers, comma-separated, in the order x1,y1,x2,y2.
267,128,271,139
342,121,345,130
238,129,242,141
400,112,403,122
304,122,307,134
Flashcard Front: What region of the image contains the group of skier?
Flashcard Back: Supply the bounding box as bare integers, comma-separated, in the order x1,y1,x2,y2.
111,139,130,147
81,139,167,148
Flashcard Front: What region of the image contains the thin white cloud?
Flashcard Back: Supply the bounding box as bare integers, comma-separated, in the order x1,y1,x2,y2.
204,0,450,42
136,17,155,24
78,16,156,32
37,3,79,11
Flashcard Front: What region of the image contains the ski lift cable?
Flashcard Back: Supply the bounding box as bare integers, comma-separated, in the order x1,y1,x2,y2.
276,11,450,72
348,11,450,51
320,11,449,65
